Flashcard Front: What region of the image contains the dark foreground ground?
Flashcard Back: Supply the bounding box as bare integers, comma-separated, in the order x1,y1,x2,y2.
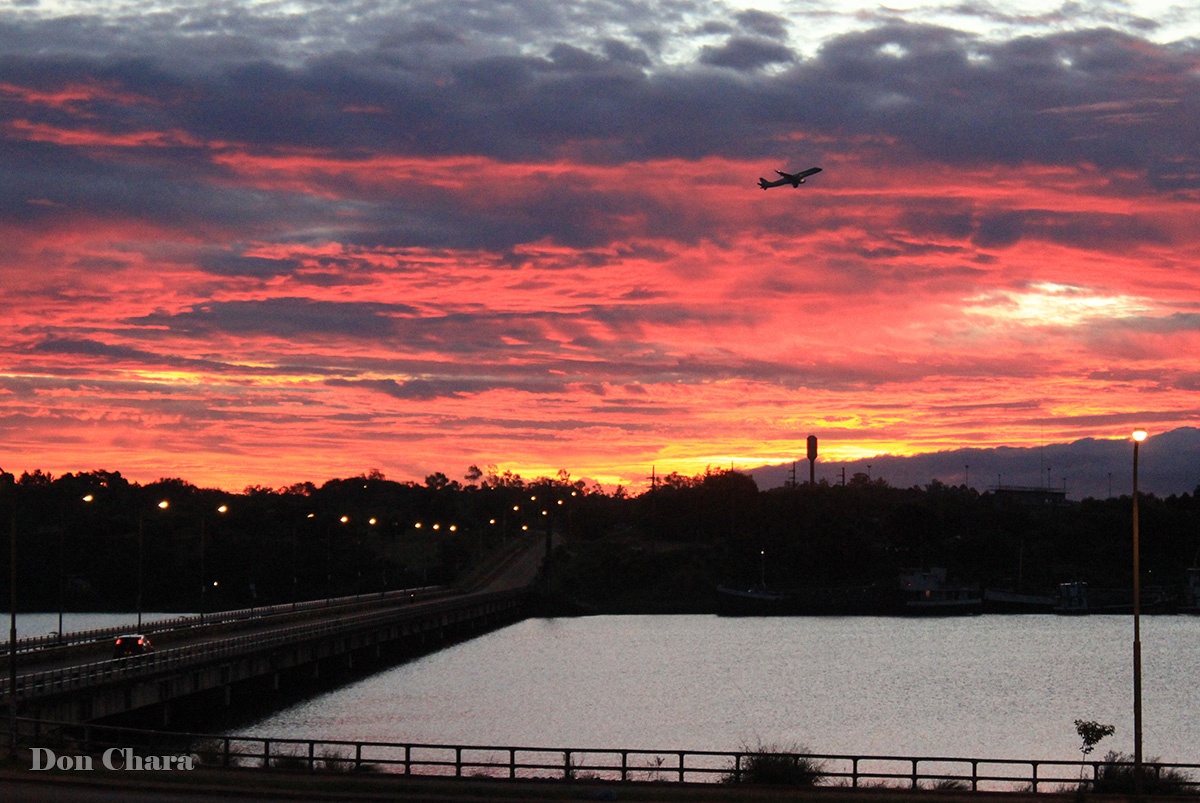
0,765,1151,803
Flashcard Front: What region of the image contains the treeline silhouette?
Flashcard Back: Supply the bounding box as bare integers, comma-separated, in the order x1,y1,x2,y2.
2,465,1198,614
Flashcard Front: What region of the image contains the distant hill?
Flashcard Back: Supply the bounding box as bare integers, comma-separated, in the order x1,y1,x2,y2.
747,427,1200,501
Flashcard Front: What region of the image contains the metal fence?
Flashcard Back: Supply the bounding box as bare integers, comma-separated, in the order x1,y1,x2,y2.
14,718,1200,793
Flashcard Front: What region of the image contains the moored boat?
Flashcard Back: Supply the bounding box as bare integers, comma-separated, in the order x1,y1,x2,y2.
897,568,982,615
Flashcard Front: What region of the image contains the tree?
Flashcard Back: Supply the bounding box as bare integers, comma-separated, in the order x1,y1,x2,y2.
1074,719,1115,786
1075,719,1115,757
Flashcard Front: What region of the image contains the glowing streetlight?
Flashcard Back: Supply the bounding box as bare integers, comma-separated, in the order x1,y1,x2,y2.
137,500,170,629
200,503,228,614
1131,428,1147,793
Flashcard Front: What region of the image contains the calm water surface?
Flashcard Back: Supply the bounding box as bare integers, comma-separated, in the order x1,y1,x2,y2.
233,615,1195,762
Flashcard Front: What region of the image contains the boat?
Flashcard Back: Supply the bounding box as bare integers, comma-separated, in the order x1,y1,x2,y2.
982,587,1056,613
897,568,982,615
1180,567,1200,614
1054,580,1175,614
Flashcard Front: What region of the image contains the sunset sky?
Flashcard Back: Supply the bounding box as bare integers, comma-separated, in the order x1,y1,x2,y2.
2,1,1198,492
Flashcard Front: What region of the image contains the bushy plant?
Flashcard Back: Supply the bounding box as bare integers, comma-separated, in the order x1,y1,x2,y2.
723,741,824,786
269,749,310,770
315,747,355,773
1092,751,1197,796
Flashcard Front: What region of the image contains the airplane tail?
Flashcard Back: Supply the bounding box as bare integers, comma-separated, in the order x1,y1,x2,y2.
758,178,770,190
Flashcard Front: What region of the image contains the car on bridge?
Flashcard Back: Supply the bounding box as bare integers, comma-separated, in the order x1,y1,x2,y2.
112,634,154,659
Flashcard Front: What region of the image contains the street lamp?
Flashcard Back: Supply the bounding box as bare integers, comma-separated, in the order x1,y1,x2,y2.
1131,428,1147,793
199,503,228,615
137,500,169,629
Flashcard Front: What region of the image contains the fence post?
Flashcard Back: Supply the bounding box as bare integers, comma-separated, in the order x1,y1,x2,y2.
677,751,685,782
355,743,362,771
1031,761,1039,792
620,751,628,782
308,741,315,771
971,759,979,791
852,756,859,788
509,748,516,779
911,758,919,789
456,746,463,777
223,737,231,767
263,739,271,769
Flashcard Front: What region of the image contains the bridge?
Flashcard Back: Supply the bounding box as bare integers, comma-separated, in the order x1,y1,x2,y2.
2,533,548,729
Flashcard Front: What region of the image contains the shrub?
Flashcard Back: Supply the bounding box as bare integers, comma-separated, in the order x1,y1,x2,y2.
269,750,310,770
723,741,824,786
1091,751,1198,796
315,747,356,773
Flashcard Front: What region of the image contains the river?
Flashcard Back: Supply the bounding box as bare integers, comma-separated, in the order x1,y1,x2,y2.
232,614,1200,764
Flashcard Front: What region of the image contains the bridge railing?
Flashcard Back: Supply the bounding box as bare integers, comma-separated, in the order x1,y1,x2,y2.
0,589,527,701
14,718,1200,792
0,586,448,655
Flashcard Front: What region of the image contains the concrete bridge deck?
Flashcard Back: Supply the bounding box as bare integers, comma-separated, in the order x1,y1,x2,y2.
2,534,548,727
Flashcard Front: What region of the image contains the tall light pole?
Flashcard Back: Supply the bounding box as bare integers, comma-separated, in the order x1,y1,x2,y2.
137,500,169,630
8,515,17,749
1131,428,1147,794
199,504,228,615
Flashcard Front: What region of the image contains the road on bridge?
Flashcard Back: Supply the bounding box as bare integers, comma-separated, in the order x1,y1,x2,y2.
3,532,549,691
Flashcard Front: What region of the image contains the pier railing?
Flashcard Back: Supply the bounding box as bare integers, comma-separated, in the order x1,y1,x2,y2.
15,718,1200,793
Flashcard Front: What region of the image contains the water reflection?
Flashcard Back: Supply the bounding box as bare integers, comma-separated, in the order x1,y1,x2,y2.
237,615,1200,763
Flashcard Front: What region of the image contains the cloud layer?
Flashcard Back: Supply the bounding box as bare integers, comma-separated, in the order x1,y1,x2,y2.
2,1,1198,490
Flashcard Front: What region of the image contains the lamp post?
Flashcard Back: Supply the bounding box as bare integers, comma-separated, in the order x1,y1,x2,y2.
8,515,17,749
199,504,228,615
1131,428,1147,794
137,500,170,630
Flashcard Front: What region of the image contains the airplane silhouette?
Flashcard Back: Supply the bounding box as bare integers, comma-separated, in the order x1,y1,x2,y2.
758,167,822,189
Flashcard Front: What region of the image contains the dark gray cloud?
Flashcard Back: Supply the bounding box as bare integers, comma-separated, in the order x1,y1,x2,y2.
699,37,795,70
3,13,1197,259
128,298,417,340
